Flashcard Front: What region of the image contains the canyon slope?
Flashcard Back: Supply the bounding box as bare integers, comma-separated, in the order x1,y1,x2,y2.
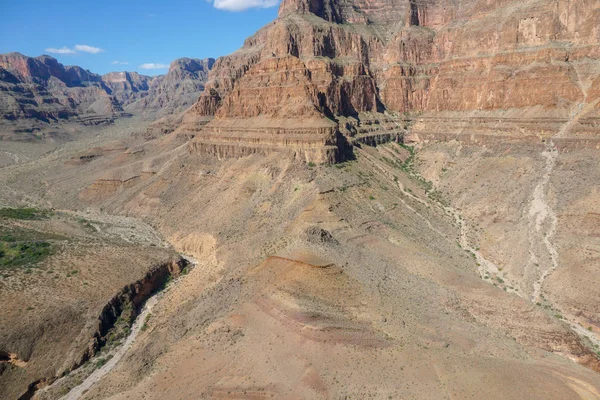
0,53,214,138
0,0,599,399
1,123,598,399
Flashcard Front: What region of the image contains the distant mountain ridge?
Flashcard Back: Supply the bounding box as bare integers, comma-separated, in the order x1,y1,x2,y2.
0,52,214,130
128,57,215,117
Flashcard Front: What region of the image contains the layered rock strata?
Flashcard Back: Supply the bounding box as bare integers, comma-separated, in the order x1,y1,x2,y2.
0,54,215,131
0,53,154,124
183,0,600,162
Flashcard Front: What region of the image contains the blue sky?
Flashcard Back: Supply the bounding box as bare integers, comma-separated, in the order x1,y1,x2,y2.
0,0,279,75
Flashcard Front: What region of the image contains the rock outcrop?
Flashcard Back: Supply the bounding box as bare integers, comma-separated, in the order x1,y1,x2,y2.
0,53,155,127
0,53,217,135
129,57,215,117
183,0,600,162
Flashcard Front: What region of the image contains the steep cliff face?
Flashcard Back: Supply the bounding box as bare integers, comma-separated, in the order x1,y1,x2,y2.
184,0,600,161
102,71,153,103
0,53,156,127
0,53,219,131
129,57,215,117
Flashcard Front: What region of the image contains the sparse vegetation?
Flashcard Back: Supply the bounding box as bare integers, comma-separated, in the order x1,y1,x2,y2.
95,357,107,368
307,161,316,168
0,207,50,220
141,314,151,332
427,189,447,205
77,218,97,232
94,354,113,369
0,231,52,270
106,301,134,345
387,143,446,203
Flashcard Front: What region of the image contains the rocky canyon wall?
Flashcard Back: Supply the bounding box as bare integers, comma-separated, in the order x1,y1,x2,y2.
184,0,600,161
0,53,215,132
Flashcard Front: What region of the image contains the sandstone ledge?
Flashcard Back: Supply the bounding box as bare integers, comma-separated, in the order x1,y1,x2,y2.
187,117,344,164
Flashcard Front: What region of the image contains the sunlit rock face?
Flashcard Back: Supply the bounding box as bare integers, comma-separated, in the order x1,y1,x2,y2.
0,52,156,124
0,53,215,130
130,57,215,117
184,0,599,161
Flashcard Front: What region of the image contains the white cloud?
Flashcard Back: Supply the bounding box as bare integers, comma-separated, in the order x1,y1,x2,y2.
139,63,169,70
74,44,104,54
45,46,76,55
45,44,104,55
112,60,129,65
211,0,279,11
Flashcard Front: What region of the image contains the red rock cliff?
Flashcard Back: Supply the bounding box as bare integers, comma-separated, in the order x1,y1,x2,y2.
184,0,600,161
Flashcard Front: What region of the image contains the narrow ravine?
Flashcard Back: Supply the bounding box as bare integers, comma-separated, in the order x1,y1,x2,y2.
61,293,160,400
446,205,524,298
528,147,559,303
364,142,522,295
34,255,197,400
527,101,593,303
524,99,600,350
62,255,197,400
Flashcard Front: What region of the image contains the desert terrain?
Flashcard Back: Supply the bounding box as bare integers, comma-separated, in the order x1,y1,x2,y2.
1,0,600,399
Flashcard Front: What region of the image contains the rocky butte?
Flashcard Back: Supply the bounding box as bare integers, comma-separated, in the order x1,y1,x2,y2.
182,0,599,162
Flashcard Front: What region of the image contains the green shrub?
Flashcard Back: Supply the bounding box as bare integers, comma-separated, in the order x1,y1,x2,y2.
141,314,152,332
95,357,107,369
0,208,49,220
0,239,52,269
